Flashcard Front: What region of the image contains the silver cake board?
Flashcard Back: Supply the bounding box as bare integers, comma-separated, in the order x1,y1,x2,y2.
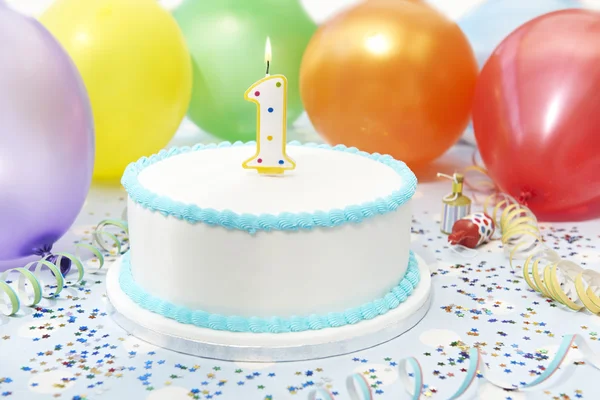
106,254,432,362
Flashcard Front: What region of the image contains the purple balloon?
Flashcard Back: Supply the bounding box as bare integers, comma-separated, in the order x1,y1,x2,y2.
0,4,94,265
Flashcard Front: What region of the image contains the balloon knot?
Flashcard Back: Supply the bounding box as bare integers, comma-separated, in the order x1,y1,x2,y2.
32,244,54,258
32,245,72,276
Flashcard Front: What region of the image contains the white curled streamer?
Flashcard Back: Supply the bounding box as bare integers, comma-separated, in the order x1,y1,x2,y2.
309,334,600,400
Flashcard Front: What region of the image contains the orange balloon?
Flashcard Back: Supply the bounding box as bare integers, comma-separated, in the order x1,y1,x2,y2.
300,0,478,166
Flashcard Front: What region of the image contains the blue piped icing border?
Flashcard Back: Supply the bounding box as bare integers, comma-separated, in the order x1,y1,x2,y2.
121,141,417,234
119,251,421,333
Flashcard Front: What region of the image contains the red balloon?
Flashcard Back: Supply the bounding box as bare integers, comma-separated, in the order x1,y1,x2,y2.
473,10,600,222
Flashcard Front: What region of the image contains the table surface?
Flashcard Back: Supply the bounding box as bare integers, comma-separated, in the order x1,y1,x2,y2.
1,119,599,400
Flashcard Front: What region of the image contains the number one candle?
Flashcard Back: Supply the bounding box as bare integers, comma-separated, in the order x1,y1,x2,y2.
242,37,296,175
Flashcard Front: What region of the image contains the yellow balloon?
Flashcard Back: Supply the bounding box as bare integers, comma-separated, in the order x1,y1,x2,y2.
41,0,192,182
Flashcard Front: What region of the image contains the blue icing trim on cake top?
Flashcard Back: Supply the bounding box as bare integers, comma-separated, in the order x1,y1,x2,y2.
121,141,417,234
119,251,421,334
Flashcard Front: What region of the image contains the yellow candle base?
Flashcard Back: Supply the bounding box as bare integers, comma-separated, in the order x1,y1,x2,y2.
257,167,285,175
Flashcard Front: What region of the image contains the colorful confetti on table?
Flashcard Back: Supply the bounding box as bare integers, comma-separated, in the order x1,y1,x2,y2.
1,133,599,399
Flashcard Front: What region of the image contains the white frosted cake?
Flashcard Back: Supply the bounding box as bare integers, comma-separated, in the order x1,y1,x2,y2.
107,141,431,361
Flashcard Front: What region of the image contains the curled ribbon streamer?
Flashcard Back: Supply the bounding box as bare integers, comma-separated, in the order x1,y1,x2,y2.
317,334,598,400
93,219,129,255
0,218,129,316
481,192,599,313
346,373,374,400
307,388,337,400
461,158,598,314
463,166,497,195
461,152,499,204
397,357,423,400
307,373,374,400
326,160,600,399
397,334,600,399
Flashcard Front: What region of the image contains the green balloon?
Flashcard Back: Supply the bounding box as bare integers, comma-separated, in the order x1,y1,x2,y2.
173,0,316,142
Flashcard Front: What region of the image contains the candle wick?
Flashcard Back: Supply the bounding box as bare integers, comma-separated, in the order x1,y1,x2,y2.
265,60,270,76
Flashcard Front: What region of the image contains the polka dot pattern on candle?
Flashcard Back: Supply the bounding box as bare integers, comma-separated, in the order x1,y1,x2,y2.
267,136,273,141
257,158,262,163
254,91,260,97
276,82,282,87
278,160,284,165
268,107,274,113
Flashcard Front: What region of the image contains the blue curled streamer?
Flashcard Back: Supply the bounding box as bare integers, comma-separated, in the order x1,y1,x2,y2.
308,334,599,400
307,388,336,400
347,374,373,399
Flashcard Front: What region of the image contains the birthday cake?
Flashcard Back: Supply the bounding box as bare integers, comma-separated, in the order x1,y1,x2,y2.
107,141,432,361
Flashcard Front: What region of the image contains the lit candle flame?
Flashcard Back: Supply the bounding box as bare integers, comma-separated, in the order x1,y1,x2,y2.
265,37,272,75
265,37,272,64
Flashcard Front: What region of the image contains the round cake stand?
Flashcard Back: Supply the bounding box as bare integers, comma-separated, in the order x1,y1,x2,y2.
106,254,432,362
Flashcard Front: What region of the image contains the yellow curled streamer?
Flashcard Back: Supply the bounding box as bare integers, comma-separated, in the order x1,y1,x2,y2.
480,191,599,314
464,162,598,313
521,255,542,295
532,259,552,298
0,218,129,316
544,264,582,311
574,273,600,314
586,287,600,311
462,165,498,193
580,270,600,312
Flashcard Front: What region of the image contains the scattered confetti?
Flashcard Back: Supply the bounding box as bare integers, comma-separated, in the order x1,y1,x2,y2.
1,145,599,398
